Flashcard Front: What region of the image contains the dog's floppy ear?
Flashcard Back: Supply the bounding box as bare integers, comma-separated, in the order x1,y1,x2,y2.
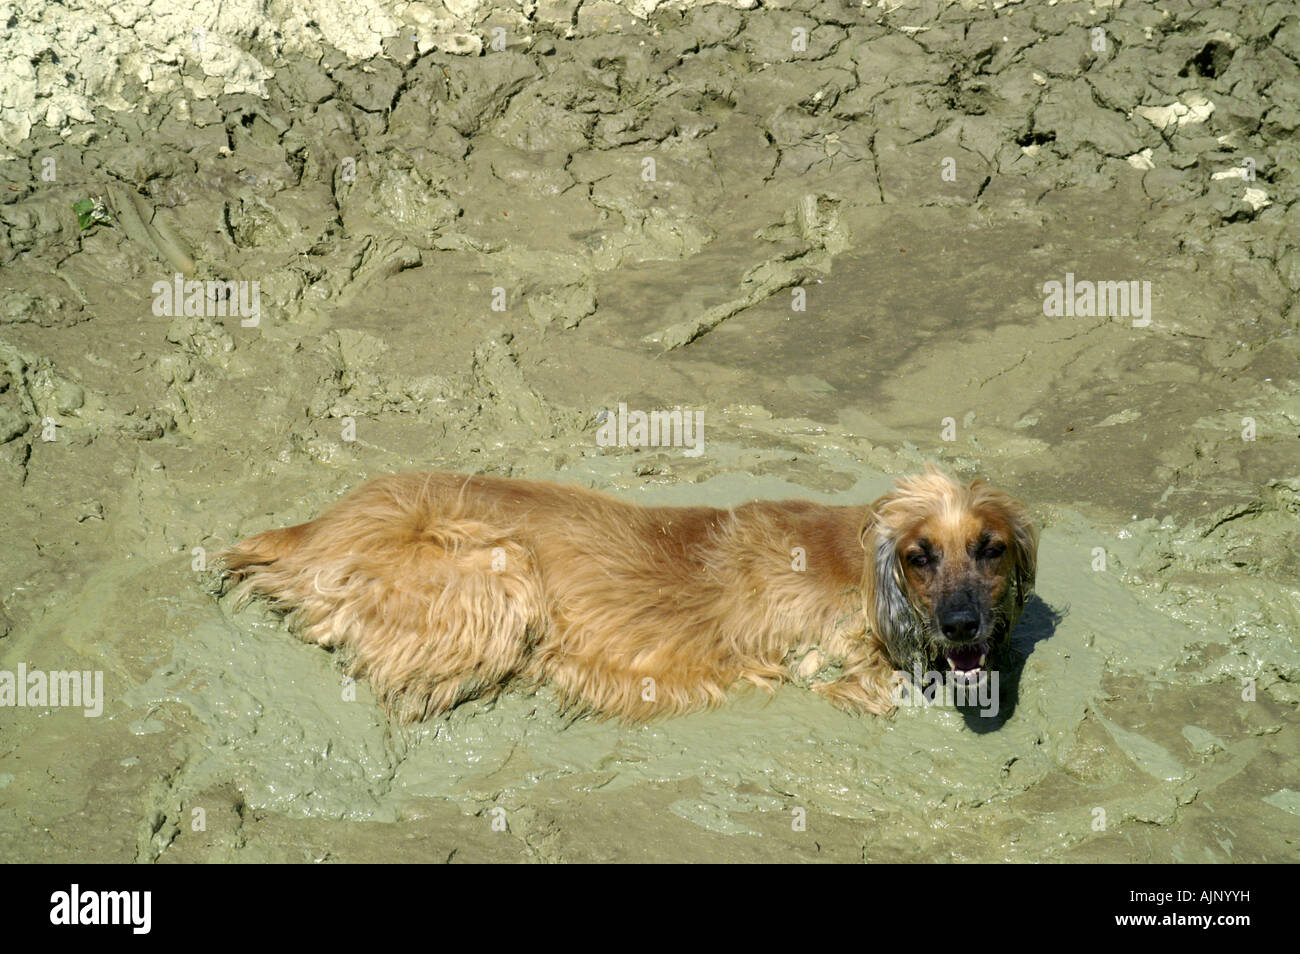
1008,513,1038,610
860,507,925,672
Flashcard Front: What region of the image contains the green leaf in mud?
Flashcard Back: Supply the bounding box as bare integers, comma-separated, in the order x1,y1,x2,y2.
72,196,112,231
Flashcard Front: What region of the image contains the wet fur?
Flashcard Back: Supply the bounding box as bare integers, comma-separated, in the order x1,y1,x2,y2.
221,468,1036,722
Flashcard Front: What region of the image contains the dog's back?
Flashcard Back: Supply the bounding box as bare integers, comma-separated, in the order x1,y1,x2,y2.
222,472,874,721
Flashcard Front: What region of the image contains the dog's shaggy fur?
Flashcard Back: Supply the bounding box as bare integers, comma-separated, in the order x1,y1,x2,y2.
221,468,1036,722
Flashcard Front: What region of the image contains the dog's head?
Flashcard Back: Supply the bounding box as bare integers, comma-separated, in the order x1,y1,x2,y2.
862,468,1037,683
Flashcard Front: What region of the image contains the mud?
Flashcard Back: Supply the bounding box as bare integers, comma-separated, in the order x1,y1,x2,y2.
1,0,1297,862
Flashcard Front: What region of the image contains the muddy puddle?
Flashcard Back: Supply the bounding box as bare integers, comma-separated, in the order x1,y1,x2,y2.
1,0,1297,862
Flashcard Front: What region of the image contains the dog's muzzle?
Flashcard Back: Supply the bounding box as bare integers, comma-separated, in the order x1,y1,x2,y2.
936,595,992,684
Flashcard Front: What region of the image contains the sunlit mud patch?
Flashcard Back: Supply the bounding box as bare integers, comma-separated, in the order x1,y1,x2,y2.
126,611,403,823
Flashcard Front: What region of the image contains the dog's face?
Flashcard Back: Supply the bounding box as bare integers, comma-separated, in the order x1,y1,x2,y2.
865,471,1037,682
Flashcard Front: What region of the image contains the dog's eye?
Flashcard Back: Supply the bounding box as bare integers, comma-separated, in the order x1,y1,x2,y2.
981,542,1006,560
907,552,930,568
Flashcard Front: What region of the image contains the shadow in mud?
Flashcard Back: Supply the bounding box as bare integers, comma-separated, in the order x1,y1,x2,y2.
958,595,1066,734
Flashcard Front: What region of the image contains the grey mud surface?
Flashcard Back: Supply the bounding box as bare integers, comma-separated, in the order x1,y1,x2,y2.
1,0,1298,862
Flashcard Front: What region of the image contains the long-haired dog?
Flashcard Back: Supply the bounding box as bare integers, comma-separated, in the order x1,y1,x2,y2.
221,468,1037,722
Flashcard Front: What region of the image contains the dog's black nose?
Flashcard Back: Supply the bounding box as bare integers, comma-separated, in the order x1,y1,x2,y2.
939,606,980,642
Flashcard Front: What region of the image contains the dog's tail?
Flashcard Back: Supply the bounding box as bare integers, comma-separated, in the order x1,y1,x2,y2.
220,521,314,587
218,476,547,722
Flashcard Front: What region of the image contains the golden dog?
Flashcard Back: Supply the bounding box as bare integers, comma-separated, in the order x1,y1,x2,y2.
221,468,1036,722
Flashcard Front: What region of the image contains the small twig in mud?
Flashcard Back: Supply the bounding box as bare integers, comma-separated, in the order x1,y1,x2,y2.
642,250,830,351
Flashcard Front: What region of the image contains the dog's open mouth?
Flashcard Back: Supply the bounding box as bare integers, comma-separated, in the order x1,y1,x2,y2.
943,641,990,683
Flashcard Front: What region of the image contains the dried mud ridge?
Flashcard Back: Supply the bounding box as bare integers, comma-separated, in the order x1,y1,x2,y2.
0,0,1297,862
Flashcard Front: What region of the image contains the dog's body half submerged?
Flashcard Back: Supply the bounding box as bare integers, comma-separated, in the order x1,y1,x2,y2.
221,469,1037,722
